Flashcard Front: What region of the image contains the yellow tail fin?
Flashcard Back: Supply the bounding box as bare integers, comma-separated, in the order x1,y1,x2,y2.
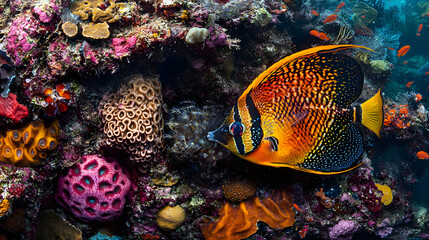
360,90,383,137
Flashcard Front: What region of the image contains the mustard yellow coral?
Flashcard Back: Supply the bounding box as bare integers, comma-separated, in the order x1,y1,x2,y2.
0,120,60,167
0,199,10,216
82,22,110,39
375,183,393,206
70,0,119,23
156,205,186,231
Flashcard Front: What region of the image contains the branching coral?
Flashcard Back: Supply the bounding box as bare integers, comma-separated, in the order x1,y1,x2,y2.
0,120,59,167
202,189,295,240
99,74,164,171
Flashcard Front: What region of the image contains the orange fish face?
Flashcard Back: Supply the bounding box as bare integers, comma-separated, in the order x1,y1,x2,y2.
208,95,264,156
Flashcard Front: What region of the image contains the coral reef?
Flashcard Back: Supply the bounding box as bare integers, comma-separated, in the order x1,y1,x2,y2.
329,220,359,240
156,205,186,231
202,189,295,240
55,155,131,222
99,74,164,170
375,183,393,206
222,176,257,202
0,199,10,217
0,93,28,123
352,2,378,28
0,120,59,167
165,102,229,169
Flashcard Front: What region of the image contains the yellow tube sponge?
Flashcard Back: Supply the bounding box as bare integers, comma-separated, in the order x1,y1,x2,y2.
375,183,393,206
0,120,60,167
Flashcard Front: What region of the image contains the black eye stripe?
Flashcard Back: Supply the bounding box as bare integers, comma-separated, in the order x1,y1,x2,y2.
232,104,245,154
245,90,263,153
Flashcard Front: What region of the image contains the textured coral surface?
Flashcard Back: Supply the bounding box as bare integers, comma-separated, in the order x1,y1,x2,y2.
202,189,295,240
0,120,59,166
100,74,164,170
56,154,131,222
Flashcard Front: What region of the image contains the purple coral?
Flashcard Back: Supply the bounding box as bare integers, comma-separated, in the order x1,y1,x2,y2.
329,220,359,240
55,155,131,222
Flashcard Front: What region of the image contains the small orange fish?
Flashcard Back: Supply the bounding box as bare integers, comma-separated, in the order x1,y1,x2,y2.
403,61,409,65
310,30,330,41
397,45,410,57
406,81,413,88
334,2,345,13
426,71,429,76
311,10,319,16
418,24,423,32
388,47,395,51
323,14,337,24
43,83,72,116
417,151,429,160
417,33,421,37
415,93,423,102
293,203,303,212
361,15,366,18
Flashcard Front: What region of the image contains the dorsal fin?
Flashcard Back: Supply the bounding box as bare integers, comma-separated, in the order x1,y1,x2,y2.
241,45,374,98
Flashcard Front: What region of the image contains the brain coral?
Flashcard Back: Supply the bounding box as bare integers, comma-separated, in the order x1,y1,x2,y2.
56,154,131,222
99,74,164,171
156,205,186,231
0,120,59,167
222,176,257,202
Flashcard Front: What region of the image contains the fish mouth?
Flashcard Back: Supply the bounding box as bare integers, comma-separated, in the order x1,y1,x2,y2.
207,131,216,142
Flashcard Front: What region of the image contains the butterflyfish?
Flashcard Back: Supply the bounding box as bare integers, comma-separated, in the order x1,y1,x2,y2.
208,45,383,175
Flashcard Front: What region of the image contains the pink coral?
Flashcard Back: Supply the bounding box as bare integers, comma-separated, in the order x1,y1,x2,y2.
32,0,60,23
111,36,138,58
329,220,359,240
6,13,39,66
0,93,29,123
55,155,131,222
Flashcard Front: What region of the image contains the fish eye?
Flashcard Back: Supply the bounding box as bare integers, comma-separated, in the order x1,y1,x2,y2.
229,122,245,137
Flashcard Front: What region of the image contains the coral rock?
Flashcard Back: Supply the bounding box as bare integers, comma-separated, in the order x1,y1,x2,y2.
62,22,78,37
0,93,28,123
375,183,393,206
222,176,257,202
202,189,295,240
0,120,59,167
352,2,378,28
185,27,209,44
156,205,186,231
56,155,131,222
99,74,164,171
71,0,118,23
82,22,110,39
0,199,10,217
329,220,359,240
35,210,83,240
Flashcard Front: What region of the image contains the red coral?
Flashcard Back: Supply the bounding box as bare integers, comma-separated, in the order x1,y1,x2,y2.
0,93,28,123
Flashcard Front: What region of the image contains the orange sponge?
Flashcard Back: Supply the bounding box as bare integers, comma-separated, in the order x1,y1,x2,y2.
0,120,60,167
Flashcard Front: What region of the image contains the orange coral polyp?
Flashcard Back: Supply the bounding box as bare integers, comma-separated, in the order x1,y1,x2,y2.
0,121,60,167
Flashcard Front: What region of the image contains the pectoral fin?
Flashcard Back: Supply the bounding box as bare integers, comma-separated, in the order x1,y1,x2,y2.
265,136,279,152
